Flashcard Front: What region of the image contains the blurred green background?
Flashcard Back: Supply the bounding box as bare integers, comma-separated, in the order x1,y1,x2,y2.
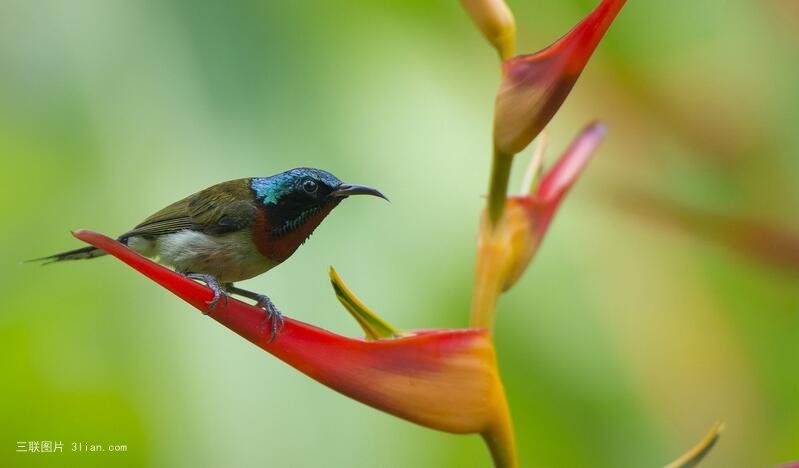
2,0,798,466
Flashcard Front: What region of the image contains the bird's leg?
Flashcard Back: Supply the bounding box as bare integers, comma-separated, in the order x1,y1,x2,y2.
184,272,228,313
226,284,284,342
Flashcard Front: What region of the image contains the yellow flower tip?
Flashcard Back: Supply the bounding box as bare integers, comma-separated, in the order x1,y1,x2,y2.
328,266,407,340
665,422,724,468
459,0,517,60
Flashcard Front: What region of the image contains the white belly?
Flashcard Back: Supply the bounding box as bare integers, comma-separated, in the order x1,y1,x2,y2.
127,230,275,283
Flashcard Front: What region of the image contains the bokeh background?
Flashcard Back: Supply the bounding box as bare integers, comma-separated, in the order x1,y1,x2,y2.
2,0,798,466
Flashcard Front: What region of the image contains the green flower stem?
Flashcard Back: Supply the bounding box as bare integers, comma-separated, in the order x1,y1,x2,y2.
487,149,513,225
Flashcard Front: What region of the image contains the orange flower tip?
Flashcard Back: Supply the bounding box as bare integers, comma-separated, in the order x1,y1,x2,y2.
493,0,625,155
459,0,517,60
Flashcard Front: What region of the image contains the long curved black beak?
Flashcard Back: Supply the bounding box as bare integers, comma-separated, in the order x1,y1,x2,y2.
331,183,389,201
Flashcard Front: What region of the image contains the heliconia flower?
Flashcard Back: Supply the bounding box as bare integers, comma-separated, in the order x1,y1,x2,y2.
517,122,607,251
493,0,626,157
471,122,606,328
459,0,517,60
72,230,517,467
664,422,723,468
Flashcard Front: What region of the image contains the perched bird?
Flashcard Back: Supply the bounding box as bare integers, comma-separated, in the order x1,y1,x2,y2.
35,167,387,340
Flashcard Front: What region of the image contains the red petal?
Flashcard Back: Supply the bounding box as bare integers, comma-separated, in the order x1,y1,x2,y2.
494,0,625,155
472,123,606,302
533,121,606,237
72,230,504,434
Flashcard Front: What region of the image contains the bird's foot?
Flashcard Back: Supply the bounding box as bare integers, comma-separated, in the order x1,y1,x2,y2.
224,284,284,342
185,273,228,313
254,294,284,343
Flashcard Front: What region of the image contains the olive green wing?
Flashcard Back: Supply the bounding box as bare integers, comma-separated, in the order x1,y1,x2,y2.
122,179,257,239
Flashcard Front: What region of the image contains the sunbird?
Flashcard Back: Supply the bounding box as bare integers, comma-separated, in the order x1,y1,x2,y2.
35,167,387,340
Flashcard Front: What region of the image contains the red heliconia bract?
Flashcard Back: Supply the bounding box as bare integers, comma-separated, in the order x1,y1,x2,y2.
493,0,626,156
72,230,515,466
471,122,606,328
502,121,607,290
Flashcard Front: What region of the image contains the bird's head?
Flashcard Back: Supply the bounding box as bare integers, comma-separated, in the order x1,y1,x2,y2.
250,168,386,261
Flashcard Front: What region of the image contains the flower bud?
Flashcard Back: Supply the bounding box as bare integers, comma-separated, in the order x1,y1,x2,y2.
460,0,516,60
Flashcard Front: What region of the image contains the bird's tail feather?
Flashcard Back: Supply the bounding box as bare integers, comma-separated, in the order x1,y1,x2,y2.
29,235,136,264
29,245,109,264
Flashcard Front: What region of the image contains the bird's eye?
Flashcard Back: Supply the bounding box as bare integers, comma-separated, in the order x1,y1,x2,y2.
302,179,318,194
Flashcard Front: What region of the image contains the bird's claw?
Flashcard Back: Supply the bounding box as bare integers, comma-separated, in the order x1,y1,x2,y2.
185,273,228,314
255,295,284,342
206,288,229,313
